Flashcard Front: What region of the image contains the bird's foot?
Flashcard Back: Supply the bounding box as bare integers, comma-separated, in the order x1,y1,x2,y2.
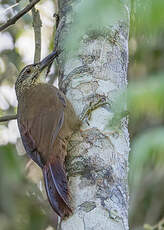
80,97,110,125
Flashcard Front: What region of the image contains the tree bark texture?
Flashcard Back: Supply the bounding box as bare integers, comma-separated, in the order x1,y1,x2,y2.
56,1,130,229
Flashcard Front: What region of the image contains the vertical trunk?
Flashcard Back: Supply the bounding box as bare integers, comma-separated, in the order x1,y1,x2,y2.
56,1,130,229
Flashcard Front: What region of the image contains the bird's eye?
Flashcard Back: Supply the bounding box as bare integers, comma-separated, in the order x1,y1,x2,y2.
26,69,31,74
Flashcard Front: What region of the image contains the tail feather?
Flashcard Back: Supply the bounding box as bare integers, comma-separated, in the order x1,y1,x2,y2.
43,158,72,218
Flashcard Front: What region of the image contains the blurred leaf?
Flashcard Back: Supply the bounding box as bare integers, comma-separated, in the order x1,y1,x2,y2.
129,127,164,185
65,0,126,52
0,144,48,230
108,73,164,130
131,0,164,36
128,73,164,119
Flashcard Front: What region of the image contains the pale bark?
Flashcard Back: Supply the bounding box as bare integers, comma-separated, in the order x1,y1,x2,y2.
56,1,130,229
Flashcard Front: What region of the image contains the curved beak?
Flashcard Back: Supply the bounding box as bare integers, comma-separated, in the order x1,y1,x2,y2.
39,50,61,72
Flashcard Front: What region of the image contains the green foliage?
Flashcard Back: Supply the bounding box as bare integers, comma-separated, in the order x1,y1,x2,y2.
128,1,164,229
130,127,164,184
128,74,164,119
0,145,47,230
131,0,164,35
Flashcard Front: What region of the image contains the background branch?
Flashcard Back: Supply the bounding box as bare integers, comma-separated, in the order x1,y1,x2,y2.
0,114,17,123
0,0,42,123
30,1,42,63
0,0,40,32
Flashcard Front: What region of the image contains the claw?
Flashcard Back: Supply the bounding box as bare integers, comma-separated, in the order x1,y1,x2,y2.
80,97,111,124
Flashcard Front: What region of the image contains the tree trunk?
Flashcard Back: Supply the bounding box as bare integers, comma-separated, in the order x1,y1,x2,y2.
56,1,130,229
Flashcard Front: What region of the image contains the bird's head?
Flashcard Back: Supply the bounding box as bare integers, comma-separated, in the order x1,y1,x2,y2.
15,50,59,99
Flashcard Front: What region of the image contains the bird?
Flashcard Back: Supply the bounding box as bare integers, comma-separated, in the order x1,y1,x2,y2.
15,50,81,218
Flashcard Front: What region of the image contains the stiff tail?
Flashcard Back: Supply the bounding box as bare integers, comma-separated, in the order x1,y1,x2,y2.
43,158,72,218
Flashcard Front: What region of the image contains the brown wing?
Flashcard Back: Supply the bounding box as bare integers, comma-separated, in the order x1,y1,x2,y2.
17,84,73,217
17,84,66,167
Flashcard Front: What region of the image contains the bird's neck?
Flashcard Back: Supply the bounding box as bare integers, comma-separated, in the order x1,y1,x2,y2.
16,82,42,101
